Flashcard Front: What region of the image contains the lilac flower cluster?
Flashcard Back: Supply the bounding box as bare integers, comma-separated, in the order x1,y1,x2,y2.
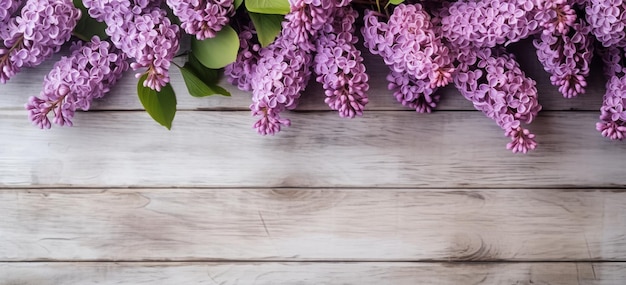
166,0,235,40
314,6,369,118
25,36,128,129
283,0,350,47
0,0,22,24
534,20,594,98
438,0,540,49
586,0,626,47
247,0,355,135
362,8,438,113
386,70,439,113
225,22,261,92
369,4,454,88
0,0,80,83
454,48,542,153
535,0,577,35
82,0,180,91
597,46,626,140
361,5,454,113
249,32,312,135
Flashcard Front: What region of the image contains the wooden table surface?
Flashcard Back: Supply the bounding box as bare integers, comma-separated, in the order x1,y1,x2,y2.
1,41,626,284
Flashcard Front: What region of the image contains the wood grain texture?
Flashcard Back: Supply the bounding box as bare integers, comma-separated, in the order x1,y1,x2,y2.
0,262,624,285
1,188,625,261
1,111,625,188
0,40,606,112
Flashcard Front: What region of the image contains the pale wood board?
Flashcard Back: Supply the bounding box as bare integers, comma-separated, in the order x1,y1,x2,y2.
0,262,624,284
1,111,625,188
0,40,606,112
1,188,625,261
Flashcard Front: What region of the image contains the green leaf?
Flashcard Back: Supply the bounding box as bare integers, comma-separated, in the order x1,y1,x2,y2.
137,74,177,130
72,0,108,41
182,54,231,97
248,12,283,47
180,66,230,97
187,54,220,84
245,0,290,15
235,0,244,9
191,25,239,69
388,0,404,4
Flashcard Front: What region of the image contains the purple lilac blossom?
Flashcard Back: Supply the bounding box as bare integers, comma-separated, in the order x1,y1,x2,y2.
225,22,261,92
0,0,80,84
454,48,542,153
314,6,369,118
596,46,626,140
362,9,436,113
166,0,234,40
387,70,439,113
534,20,594,98
249,0,352,135
0,0,22,25
82,0,180,91
249,33,312,135
438,0,576,49
586,0,626,47
284,0,351,48
361,6,451,113
438,0,540,49
25,36,129,129
534,0,577,35
381,4,454,88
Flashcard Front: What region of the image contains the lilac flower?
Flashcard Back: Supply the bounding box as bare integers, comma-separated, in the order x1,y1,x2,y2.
0,0,22,25
361,10,389,57
362,5,453,113
586,0,626,47
225,22,261,92
455,48,542,153
596,46,626,140
25,36,129,129
166,0,234,40
250,35,312,135
438,0,541,49
534,20,594,98
383,4,454,88
534,0,577,35
387,70,438,113
82,0,180,91
278,0,348,52
247,0,354,134
314,6,369,118
0,0,80,84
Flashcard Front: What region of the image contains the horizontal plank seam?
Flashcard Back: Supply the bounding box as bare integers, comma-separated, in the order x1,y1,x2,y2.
2,186,625,190
1,260,625,263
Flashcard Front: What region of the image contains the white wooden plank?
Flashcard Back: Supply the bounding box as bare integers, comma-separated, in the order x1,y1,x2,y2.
1,188,625,261
0,262,623,284
0,40,605,111
1,111,625,188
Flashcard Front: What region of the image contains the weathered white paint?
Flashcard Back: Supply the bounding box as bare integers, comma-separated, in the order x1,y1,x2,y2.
0,262,623,285
1,111,625,188
1,188,624,261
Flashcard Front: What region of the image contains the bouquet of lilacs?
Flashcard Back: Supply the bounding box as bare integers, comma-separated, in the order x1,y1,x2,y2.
2,0,626,153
